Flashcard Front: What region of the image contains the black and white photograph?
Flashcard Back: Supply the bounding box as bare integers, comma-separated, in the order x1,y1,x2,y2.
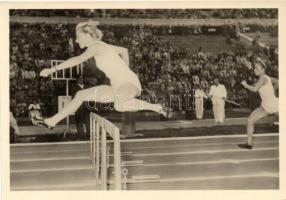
1,1,286,199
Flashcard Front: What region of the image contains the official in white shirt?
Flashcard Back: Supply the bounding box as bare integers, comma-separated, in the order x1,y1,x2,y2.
195,85,208,119
209,78,227,123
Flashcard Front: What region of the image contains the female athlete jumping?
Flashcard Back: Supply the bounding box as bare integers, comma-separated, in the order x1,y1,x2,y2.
238,60,278,149
35,20,170,129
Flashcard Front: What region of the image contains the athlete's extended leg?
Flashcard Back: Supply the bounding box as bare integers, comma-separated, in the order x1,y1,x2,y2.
247,107,268,145
239,106,268,149
114,83,170,117
39,86,115,127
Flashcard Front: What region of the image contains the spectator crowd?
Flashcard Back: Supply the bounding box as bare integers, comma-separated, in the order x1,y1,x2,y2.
10,22,278,118
10,9,278,19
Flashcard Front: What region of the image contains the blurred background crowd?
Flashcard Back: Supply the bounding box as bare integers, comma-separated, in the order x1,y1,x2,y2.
9,9,278,118
10,9,278,19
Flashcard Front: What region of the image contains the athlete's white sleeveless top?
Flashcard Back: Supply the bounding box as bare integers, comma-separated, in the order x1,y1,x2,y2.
259,75,278,114
91,41,141,93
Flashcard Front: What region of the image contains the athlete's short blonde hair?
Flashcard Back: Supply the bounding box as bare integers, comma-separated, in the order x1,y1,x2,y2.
256,58,267,71
76,20,103,41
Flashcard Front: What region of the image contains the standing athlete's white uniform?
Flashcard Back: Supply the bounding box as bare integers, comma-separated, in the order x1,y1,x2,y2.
209,84,227,123
259,75,279,114
93,41,142,94
195,89,207,119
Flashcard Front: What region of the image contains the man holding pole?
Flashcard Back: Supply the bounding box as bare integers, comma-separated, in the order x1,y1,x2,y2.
209,78,227,123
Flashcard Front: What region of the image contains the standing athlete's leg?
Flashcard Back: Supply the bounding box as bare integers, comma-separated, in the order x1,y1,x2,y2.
213,102,218,122
195,99,200,119
197,99,203,119
219,100,225,123
239,106,268,149
44,86,115,127
247,107,268,145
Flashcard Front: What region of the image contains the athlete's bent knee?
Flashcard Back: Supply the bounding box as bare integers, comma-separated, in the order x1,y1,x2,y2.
114,103,126,112
115,98,131,112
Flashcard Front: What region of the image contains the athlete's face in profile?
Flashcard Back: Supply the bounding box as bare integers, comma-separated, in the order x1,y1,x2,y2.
76,31,91,49
254,63,264,76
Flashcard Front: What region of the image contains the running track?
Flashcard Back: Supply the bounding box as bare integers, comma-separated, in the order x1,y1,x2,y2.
10,133,279,190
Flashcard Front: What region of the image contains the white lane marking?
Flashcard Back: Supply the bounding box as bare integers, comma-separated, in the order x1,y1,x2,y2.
11,149,90,155
11,155,279,173
158,172,279,183
11,166,94,173
11,146,278,163
11,181,98,190
133,147,278,157
11,141,90,147
123,133,279,143
11,160,144,174
140,158,278,167
10,140,278,155
10,156,90,163
10,151,133,162
120,141,278,150
10,133,278,147
132,175,160,180
107,172,278,185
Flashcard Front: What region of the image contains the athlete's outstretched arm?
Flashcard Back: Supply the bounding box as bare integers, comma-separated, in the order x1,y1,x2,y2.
241,76,267,92
108,44,129,67
40,46,96,77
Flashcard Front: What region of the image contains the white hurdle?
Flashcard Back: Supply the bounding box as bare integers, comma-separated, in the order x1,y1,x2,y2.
90,112,122,190
51,60,83,80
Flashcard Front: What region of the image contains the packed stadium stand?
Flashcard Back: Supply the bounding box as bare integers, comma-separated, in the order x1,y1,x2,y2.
10,18,278,118
10,9,278,19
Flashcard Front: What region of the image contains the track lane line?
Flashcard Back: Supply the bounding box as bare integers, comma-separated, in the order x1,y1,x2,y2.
11,141,278,155
10,133,278,147
133,147,278,157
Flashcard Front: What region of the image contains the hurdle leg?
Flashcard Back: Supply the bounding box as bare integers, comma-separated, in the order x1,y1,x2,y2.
101,128,107,190
96,122,100,183
113,130,122,190
90,115,93,163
